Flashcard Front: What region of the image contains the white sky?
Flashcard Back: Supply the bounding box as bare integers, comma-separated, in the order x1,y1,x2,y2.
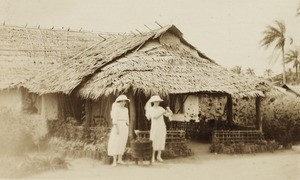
0,0,300,76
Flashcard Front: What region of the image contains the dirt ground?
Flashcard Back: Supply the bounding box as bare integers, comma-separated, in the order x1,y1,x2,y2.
25,142,300,180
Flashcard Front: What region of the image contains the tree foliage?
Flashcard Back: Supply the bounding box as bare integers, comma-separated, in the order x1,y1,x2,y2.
0,108,48,155
262,93,300,147
264,68,273,78
245,68,255,76
285,49,300,79
260,20,287,84
260,21,285,49
230,66,242,74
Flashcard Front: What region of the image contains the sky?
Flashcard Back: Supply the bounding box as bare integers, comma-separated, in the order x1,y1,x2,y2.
0,0,299,76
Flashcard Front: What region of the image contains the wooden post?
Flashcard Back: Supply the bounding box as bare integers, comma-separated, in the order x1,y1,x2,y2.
57,94,66,121
128,93,136,140
85,99,92,127
226,94,233,124
255,97,262,131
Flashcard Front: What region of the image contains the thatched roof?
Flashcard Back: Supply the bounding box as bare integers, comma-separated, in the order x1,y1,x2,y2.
263,85,293,98
78,43,266,99
24,25,210,94
0,25,104,89
23,25,268,99
282,84,300,96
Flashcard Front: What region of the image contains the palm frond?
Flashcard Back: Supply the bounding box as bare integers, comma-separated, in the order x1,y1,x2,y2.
260,20,285,51
293,60,300,68
275,20,285,34
285,49,299,65
285,50,298,59
264,68,273,77
260,33,277,48
275,38,285,49
285,58,294,64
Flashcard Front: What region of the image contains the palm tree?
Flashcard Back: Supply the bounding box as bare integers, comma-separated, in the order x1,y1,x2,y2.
230,66,242,74
260,20,287,84
285,49,299,79
264,68,273,79
245,68,255,76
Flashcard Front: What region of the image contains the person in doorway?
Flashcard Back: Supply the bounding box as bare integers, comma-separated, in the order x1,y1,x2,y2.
107,95,130,166
145,95,173,163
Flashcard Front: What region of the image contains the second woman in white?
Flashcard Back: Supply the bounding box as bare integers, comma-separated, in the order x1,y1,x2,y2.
145,95,173,163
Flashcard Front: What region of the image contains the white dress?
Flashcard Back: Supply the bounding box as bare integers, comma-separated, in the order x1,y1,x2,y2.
148,106,168,151
107,106,129,156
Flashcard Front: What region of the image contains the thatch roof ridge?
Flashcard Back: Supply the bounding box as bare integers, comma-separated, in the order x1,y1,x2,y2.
0,24,125,35
153,25,212,61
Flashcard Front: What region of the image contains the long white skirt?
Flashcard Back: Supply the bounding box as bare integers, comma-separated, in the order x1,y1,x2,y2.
150,119,166,151
107,121,129,156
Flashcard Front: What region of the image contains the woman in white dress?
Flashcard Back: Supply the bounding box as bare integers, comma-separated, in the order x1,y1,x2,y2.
107,95,130,166
145,95,173,162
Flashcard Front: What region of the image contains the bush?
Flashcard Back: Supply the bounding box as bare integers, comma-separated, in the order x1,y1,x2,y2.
0,108,48,155
161,141,193,159
47,119,111,161
262,94,300,148
48,133,110,160
47,118,108,143
209,140,280,154
0,153,69,178
18,153,70,176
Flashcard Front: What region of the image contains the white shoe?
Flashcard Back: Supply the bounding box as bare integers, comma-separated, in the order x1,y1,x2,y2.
118,161,126,165
111,163,117,167
157,157,163,162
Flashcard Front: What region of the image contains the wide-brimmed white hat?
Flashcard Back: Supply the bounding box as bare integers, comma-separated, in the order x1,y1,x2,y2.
115,95,130,102
148,95,163,103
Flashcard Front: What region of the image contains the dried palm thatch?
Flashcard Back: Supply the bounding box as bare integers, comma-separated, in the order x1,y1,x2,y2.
20,25,268,99
0,25,104,89
264,85,294,98
24,25,210,95
0,25,263,99
282,84,300,96
78,42,267,99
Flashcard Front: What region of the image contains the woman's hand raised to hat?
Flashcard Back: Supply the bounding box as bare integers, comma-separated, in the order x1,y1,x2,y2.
166,107,172,113
165,107,173,117
163,107,173,115
153,109,168,119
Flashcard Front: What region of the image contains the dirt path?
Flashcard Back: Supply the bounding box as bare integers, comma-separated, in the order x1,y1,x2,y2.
26,143,300,180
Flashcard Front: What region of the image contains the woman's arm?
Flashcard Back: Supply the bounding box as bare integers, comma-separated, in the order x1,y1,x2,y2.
114,123,120,134
152,112,166,120
112,117,120,134
164,107,173,117
111,105,120,134
152,108,168,119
